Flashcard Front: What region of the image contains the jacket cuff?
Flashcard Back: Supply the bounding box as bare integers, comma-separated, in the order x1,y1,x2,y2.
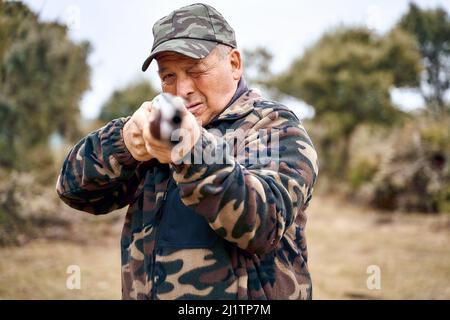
105,117,140,167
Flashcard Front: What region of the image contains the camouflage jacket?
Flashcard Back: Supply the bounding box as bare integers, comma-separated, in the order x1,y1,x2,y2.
56,89,319,300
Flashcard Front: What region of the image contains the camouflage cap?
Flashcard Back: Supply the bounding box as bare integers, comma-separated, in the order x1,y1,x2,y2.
141,3,237,72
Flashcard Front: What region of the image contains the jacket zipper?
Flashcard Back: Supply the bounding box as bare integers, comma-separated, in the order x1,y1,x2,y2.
150,178,171,300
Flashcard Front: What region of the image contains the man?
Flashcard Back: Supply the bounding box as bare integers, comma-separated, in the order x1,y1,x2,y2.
57,3,319,300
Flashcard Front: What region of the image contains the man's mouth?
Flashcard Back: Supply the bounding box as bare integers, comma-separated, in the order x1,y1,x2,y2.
186,102,203,113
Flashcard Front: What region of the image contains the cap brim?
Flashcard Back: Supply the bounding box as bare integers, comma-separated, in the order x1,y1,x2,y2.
142,38,218,72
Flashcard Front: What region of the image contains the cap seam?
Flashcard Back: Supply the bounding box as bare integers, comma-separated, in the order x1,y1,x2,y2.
170,10,176,41
200,3,218,43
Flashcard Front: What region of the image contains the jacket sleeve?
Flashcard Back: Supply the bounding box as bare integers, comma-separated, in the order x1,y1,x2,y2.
171,106,319,255
56,117,143,215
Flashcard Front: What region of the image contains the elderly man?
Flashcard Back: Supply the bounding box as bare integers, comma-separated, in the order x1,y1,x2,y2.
57,3,318,300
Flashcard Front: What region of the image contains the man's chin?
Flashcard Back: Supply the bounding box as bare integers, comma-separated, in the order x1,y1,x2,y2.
195,116,206,127
191,109,211,127
193,114,212,127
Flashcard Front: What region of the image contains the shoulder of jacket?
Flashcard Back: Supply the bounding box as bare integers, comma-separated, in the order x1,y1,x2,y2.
251,97,300,122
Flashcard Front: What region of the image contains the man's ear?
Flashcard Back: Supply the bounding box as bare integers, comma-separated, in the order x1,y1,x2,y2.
229,49,243,80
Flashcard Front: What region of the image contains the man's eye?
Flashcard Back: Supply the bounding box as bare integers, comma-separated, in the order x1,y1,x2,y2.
188,69,205,77
162,74,175,83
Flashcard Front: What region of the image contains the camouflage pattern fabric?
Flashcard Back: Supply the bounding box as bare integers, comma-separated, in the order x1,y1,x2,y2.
142,3,237,71
56,88,319,300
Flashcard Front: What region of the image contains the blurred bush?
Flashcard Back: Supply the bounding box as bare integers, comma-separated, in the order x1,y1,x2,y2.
0,169,64,245
346,124,392,191
0,1,90,174
0,167,124,246
346,116,450,213
0,2,93,245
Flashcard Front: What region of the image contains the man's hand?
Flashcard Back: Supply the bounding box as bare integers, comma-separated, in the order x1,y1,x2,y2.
123,101,155,162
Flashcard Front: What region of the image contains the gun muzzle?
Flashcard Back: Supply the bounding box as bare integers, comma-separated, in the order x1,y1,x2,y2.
150,93,185,144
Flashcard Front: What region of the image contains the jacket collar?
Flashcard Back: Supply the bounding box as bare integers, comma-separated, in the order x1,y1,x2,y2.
206,85,263,127
216,88,262,120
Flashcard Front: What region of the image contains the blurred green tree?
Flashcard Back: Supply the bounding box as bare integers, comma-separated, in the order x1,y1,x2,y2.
98,80,158,122
271,27,422,177
243,47,274,87
0,1,91,173
398,3,450,117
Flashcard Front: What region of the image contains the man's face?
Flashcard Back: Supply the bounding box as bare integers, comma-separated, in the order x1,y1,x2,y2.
155,46,242,125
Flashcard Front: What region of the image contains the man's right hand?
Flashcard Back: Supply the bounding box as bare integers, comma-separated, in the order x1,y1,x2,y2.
123,101,155,161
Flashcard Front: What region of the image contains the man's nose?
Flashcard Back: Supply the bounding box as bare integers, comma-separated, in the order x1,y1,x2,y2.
175,74,195,98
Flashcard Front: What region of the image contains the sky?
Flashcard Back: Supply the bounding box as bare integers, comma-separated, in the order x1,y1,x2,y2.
24,0,450,119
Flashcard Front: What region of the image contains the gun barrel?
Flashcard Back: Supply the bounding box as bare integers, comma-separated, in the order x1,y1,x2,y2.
150,93,185,143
